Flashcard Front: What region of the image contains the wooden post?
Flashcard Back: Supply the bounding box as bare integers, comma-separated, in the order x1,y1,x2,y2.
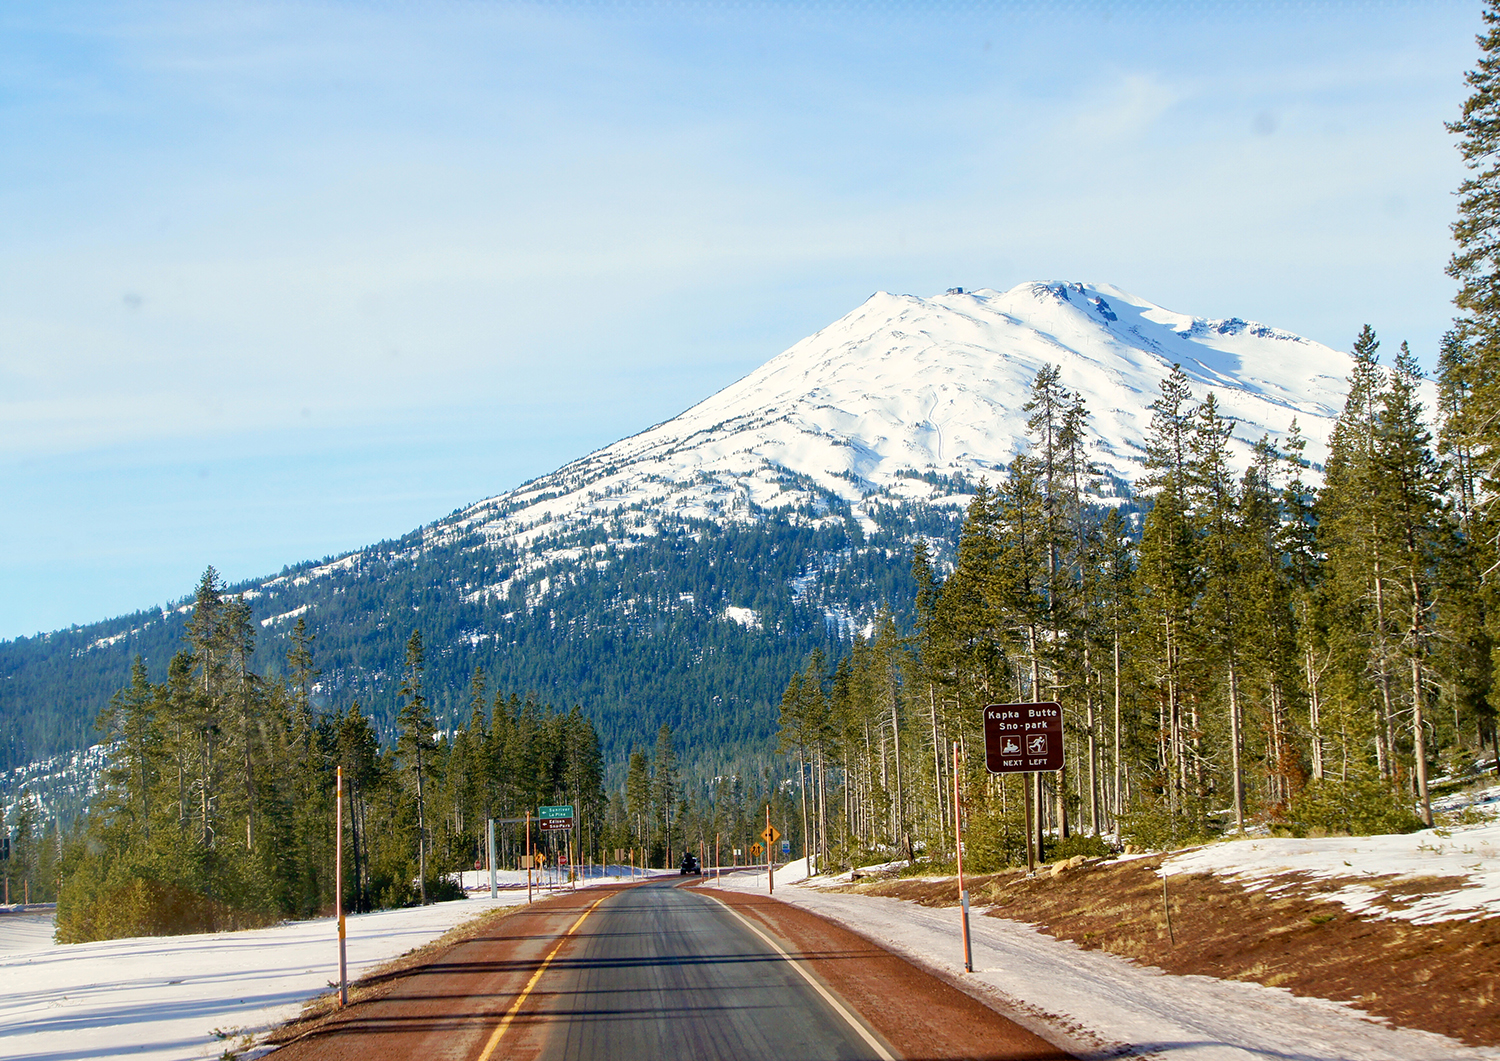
766,805,774,894
336,766,348,1007
1023,773,1035,874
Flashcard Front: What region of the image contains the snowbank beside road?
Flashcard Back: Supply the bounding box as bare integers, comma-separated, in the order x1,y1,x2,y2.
714,869,1500,1061
0,893,531,1061
0,866,665,1060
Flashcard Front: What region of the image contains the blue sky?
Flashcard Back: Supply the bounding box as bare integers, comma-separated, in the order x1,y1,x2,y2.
0,0,1482,639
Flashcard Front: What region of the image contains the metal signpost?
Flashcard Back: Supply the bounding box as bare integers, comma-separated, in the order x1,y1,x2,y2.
537,806,574,891
761,808,781,895
482,817,529,898
952,743,972,973
983,702,1065,875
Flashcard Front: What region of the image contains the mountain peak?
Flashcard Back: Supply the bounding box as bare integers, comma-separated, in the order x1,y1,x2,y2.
435,282,1352,575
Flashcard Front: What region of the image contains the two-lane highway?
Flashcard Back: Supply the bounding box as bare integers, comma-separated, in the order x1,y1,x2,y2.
511,877,890,1060
272,878,1071,1061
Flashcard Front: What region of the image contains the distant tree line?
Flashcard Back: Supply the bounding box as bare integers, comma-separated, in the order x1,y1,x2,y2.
56,569,610,942
778,345,1500,874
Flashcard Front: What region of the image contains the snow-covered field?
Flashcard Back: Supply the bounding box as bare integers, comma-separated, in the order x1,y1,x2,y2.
0,867,664,1061
710,820,1500,1061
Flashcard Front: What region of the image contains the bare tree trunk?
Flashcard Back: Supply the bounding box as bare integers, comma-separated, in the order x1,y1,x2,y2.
929,683,946,843
1086,657,1099,835
416,745,428,904
1306,645,1325,781
1113,631,1123,823
798,755,810,866
1373,552,1395,779
1228,661,1244,833
1411,611,1433,826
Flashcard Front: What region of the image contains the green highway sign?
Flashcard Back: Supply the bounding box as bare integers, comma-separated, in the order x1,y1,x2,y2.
539,805,574,820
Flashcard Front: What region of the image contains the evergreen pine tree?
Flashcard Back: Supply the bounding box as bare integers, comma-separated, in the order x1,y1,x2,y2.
396,630,435,903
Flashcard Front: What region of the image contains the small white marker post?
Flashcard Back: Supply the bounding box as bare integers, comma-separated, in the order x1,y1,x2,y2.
953,742,972,973
336,766,348,1006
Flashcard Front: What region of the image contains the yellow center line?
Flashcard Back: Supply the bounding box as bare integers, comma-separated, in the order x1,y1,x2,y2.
475,892,610,1061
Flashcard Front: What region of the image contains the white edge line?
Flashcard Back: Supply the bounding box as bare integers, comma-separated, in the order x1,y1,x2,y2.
707,893,898,1061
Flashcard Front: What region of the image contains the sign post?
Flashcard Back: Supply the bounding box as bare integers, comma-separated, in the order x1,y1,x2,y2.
537,806,573,892
983,702,1065,875
762,807,780,894
487,818,497,899
952,743,972,973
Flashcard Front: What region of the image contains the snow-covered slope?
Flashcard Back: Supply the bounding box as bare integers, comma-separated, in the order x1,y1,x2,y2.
405,281,1349,589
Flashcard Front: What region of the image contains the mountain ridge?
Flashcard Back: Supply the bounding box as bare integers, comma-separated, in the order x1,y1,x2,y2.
0,280,1360,788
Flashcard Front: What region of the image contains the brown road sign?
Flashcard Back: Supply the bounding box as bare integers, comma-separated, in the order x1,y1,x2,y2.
540,817,572,831
983,702,1064,773
760,824,781,846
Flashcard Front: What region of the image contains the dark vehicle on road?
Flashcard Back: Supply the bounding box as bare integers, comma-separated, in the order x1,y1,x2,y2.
680,853,701,875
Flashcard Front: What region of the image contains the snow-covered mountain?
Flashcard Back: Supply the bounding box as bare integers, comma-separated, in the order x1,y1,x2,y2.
409,280,1350,603
1,280,1363,779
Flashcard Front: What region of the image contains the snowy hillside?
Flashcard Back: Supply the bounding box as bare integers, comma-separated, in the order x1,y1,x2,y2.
402,280,1352,604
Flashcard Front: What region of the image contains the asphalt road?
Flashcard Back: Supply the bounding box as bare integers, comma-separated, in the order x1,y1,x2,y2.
271,878,1071,1061
522,877,890,1061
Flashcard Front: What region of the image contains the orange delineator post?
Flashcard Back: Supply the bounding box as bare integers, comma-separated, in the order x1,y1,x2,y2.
337,766,348,1006
954,742,972,973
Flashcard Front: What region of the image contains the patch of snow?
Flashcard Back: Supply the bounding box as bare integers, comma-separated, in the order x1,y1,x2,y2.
86,630,133,651
259,604,309,628
720,605,761,630
1162,818,1500,925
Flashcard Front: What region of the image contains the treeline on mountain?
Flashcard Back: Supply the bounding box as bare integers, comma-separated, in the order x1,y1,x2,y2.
0,501,959,792
776,343,1500,877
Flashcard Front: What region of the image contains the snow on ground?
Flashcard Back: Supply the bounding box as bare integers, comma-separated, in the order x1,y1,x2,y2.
1162,813,1500,925
0,905,59,953
0,868,654,1061
711,862,1500,1061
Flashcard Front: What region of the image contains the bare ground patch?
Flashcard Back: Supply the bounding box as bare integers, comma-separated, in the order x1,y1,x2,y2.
835,859,1500,1048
